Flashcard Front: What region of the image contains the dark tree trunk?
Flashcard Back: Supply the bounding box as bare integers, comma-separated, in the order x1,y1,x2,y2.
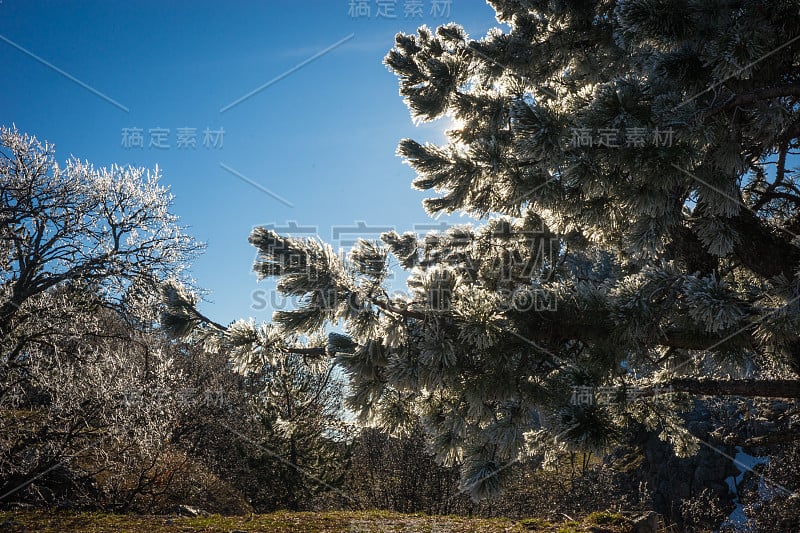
653,378,800,399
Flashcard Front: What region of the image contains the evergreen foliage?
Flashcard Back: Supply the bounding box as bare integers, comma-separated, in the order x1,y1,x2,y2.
164,0,800,500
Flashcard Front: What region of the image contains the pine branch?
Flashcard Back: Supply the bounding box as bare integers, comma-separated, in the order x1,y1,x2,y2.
733,429,800,447
752,140,791,212
702,85,800,121
646,378,800,399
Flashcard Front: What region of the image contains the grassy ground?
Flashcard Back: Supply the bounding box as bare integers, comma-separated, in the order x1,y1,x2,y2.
0,510,639,532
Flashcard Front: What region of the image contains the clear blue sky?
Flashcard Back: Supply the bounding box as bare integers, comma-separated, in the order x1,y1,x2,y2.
2,0,500,324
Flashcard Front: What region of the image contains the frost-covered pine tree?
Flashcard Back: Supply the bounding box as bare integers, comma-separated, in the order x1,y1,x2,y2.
165,0,800,499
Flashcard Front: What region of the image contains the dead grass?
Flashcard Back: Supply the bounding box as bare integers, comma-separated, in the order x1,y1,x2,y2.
0,509,639,532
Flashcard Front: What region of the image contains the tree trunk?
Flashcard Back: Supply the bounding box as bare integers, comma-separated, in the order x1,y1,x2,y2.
652,378,800,399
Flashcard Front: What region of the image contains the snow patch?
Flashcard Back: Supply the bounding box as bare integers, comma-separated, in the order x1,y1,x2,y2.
718,446,769,532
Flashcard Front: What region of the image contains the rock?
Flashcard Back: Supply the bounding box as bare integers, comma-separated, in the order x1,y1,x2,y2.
174,504,208,517
635,400,740,524
8,502,34,510
631,511,659,533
